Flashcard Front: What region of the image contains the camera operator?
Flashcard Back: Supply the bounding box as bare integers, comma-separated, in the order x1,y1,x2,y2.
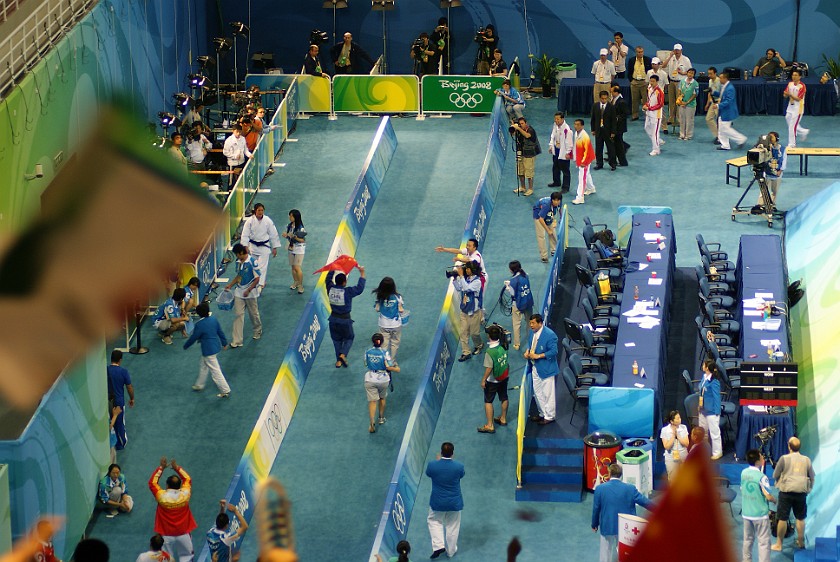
511,116,538,196
753,131,786,212
489,49,507,77
754,49,787,79
185,122,213,170
474,24,498,75
303,44,329,78
330,32,375,75
495,79,525,120
410,32,438,77
430,18,451,74
451,260,484,363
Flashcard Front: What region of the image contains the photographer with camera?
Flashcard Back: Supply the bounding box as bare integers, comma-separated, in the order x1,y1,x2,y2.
474,24,498,75
511,116,539,196
477,324,509,434
754,49,787,79
495,79,525,120
185,122,212,170
451,260,484,363
772,437,814,551
431,18,451,74
752,132,785,212
410,32,438,77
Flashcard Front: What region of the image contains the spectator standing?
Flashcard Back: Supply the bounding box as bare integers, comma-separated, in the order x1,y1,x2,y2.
511,116,538,196
136,534,171,562
364,333,400,433
240,118,258,154
677,68,699,140
524,313,559,424
505,261,533,351
741,449,776,562
240,203,282,289
715,71,748,150
330,32,375,74
184,302,232,398
659,410,689,481
662,44,692,129
206,499,249,562
453,261,484,362
477,325,509,433
222,125,251,187
426,442,465,559
185,123,212,171
607,32,629,79
149,458,197,562
326,266,367,368
591,49,616,103
372,277,405,363
628,46,652,120
547,111,573,191
98,463,134,517
225,243,262,348
591,463,655,562
282,209,306,295
772,437,815,551
152,288,189,345
532,192,562,263
571,119,596,205
107,349,133,451
704,67,722,144
698,359,723,460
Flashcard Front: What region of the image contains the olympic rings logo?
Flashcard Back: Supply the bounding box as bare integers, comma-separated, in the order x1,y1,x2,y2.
392,493,406,533
449,92,483,109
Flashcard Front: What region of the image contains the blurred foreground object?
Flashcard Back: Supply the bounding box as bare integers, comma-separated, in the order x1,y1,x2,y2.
256,477,298,562
0,518,62,562
0,104,223,409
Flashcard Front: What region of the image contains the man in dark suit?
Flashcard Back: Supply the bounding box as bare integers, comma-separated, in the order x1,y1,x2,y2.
426,442,466,559
592,464,655,562
590,90,617,171
628,46,653,120
303,44,329,77
610,85,630,167
524,313,559,424
329,32,375,74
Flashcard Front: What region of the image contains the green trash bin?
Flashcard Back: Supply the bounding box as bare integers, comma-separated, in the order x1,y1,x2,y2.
615,447,652,496
555,62,577,81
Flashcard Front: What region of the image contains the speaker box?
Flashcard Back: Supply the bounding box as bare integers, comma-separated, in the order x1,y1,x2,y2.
724,67,743,80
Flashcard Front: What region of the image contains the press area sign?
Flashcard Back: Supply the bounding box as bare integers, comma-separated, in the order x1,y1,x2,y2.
421,76,506,113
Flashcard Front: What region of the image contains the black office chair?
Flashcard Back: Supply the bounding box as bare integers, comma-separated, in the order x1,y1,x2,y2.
585,286,621,318
713,477,737,519
703,302,740,337
695,316,737,360
586,249,623,282
562,337,603,371
561,366,595,424
698,277,735,308
568,353,609,386
582,298,619,334
696,233,729,262
701,255,737,285
575,264,623,303
681,370,700,395
582,223,597,249
695,264,733,295
564,318,615,366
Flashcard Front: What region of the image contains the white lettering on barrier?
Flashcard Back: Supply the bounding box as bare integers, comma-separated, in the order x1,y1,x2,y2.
439,79,494,91
354,185,372,223
298,315,321,362
392,492,406,533
432,341,451,393
472,207,487,243
226,490,251,541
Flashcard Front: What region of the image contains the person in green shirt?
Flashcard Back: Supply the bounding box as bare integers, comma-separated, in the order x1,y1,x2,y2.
478,325,510,433
677,68,699,140
740,449,776,562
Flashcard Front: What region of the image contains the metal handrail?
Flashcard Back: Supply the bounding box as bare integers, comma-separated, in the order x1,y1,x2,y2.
0,0,98,98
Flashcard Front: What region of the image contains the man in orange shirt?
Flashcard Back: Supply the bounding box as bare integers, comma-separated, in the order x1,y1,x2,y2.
643,75,665,156
572,119,596,205
149,457,197,561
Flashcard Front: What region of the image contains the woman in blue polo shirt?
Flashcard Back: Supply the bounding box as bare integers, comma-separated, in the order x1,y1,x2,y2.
699,359,723,460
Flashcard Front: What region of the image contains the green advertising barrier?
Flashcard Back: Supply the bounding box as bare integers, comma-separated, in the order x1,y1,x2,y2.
421,75,506,113
333,75,420,113
0,464,10,553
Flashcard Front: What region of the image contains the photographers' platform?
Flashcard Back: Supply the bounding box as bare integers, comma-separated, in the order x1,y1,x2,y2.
785,147,840,176
725,156,749,187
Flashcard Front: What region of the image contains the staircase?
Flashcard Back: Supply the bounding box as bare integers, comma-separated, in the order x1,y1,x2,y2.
516,437,584,502
794,526,840,562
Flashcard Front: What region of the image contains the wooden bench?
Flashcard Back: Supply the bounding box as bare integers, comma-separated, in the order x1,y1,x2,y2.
725,156,749,187
785,147,840,176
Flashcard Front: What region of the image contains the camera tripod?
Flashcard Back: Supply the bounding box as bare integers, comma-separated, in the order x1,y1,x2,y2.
731,166,784,228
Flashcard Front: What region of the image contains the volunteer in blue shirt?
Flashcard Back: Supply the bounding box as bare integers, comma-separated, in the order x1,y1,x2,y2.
184,302,231,398
326,265,366,368
225,243,262,348
452,261,484,362
107,349,134,451
206,499,249,562
364,332,400,433
699,359,723,460
152,287,189,345
592,463,654,562
504,261,533,351
533,191,562,262
495,79,525,120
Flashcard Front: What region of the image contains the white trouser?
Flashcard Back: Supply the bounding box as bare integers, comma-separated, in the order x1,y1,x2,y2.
717,119,746,149
576,164,594,199
785,110,809,147
380,326,402,360
194,354,231,393
427,508,461,557
163,533,194,562
531,372,556,421
600,534,618,562
250,246,271,287
699,412,722,456
743,517,772,562
645,111,661,153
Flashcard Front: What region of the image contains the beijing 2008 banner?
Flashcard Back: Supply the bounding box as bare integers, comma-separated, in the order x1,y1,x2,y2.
421,75,506,113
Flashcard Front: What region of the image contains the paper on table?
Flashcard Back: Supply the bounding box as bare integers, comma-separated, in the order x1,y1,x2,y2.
623,309,643,317
647,253,662,260
638,263,649,270
743,298,765,308
636,317,661,329
755,292,774,299
643,233,665,241
648,278,663,286
760,339,782,346
634,383,646,388
751,320,781,331
743,309,762,317
627,317,646,324
624,342,636,347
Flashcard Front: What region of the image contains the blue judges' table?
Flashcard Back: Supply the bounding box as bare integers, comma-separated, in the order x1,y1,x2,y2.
734,234,795,462
610,214,677,434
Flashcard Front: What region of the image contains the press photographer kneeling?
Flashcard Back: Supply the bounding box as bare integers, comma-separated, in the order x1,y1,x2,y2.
449,260,484,362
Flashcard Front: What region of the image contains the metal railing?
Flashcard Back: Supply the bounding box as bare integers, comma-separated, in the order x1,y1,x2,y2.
0,0,97,98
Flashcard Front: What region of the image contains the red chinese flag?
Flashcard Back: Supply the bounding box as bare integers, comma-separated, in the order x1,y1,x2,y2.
312,254,358,275
625,445,736,562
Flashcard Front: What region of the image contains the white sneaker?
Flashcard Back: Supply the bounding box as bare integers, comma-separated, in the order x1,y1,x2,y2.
659,139,666,145
572,197,585,205
649,150,660,156
800,130,809,142
584,187,596,195
786,144,796,149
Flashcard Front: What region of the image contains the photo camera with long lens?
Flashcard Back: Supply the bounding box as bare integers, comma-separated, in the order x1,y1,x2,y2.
485,322,511,350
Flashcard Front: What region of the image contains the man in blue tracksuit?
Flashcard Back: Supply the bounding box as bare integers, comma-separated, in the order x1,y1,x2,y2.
184,302,231,397
326,265,366,368
592,463,655,562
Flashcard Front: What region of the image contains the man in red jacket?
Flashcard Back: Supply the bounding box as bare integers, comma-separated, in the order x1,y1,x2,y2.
149,457,197,561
